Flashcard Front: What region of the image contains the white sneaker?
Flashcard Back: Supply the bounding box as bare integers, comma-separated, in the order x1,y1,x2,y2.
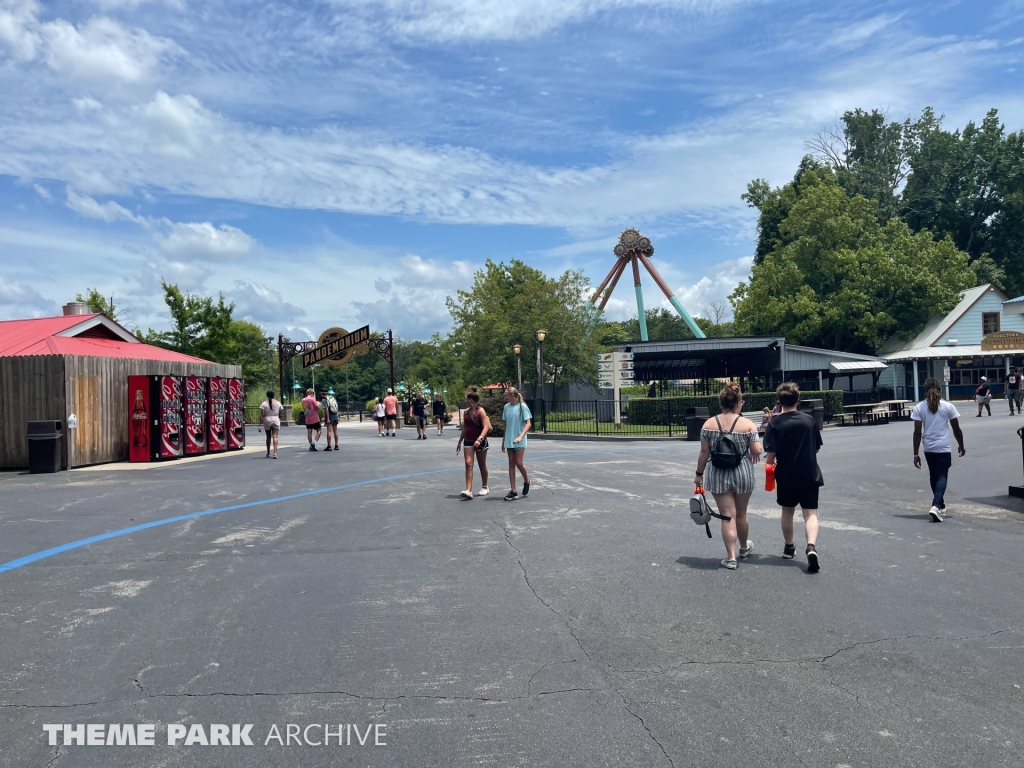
460,490,473,500
477,486,489,497
720,559,738,570
928,505,944,522
739,540,754,559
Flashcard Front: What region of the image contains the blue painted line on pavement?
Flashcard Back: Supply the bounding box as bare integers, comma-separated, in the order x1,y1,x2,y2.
0,445,666,575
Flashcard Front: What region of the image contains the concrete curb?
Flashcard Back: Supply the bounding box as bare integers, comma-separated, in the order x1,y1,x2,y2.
529,433,689,442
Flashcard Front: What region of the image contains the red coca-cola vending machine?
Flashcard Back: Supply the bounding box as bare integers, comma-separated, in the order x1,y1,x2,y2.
127,375,183,462
184,376,208,455
207,377,228,453
227,377,246,450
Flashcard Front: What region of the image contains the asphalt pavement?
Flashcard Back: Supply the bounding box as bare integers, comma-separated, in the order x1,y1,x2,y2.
1,410,1022,768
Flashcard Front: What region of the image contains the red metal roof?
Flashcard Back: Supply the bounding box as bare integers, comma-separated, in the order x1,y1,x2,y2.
0,315,213,363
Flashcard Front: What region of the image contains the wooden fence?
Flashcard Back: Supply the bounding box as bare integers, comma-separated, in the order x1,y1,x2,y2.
0,355,240,470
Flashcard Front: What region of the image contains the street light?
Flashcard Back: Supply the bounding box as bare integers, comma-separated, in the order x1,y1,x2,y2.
512,343,522,391
535,330,547,429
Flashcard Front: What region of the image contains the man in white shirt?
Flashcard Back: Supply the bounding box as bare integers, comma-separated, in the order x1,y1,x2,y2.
912,378,966,522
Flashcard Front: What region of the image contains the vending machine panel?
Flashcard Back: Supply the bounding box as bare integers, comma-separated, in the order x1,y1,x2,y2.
207,377,228,453
128,375,151,463
184,376,208,455
227,377,245,450
151,375,184,461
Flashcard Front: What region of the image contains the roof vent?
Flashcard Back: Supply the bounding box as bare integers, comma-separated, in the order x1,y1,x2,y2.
947,339,958,346
62,302,91,316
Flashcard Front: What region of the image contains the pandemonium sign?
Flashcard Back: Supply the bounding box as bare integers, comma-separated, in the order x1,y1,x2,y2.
302,325,370,368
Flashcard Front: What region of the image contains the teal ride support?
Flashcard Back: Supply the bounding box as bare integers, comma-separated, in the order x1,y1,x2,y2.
635,283,648,341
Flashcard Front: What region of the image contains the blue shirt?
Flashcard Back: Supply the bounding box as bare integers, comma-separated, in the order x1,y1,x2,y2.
502,402,532,449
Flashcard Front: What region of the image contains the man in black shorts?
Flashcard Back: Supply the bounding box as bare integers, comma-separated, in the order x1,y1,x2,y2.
763,381,823,573
1008,367,1021,415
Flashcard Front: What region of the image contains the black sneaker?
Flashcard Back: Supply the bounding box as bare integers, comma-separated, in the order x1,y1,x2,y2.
333,445,339,451
782,543,796,559
806,545,820,573
522,481,530,497
309,444,318,452
504,491,518,501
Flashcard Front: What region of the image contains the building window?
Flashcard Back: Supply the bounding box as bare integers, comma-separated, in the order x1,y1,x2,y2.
983,312,1000,335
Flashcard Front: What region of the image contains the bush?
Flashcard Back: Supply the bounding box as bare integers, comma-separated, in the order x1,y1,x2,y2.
545,410,592,423
626,390,844,425
480,396,505,437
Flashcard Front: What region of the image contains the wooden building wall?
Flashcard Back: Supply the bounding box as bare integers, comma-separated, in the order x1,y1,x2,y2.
0,354,240,470
0,355,67,469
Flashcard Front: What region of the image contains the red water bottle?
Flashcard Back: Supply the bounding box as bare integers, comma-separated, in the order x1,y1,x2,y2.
765,463,776,491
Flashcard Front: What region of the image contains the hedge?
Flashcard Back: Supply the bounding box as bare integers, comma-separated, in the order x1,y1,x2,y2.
626,390,844,426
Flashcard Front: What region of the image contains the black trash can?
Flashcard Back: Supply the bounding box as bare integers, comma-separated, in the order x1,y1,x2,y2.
798,400,825,431
684,407,710,442
27,420,63,473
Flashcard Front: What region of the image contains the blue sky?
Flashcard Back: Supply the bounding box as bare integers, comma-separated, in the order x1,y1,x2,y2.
1,0,1022,340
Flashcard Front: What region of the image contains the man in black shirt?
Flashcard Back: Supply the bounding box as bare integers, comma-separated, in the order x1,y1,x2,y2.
1008,367,1021,415
410,392,428,440
763,382,823,573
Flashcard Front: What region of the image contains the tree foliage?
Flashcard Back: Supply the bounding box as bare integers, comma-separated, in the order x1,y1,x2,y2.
446,259,601,388
731,172,975,353
75,288,129,326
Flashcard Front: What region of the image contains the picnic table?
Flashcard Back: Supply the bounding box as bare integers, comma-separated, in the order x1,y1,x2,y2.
838,402,889,426
880,399,911,420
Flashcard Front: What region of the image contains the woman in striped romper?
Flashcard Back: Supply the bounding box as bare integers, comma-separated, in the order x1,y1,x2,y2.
693,382,762,569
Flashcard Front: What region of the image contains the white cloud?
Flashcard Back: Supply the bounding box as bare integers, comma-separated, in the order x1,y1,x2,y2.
32,182,50,200
154,221,255,259
66,186,144,223
374,278,392,294
0,0,39,61
331,0,755,43
0,2,180,82
392,254,475,290
227,279,306,324
673,255,751,315
0,274,60,318
351,290,453,338
136,258,213,293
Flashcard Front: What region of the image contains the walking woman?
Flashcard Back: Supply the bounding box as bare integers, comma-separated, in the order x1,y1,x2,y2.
374,395,387,437
258,390,282,459
912,377,966,522
501,387,532,501
457,386,491,499
693,383,762,569
975,376,992,417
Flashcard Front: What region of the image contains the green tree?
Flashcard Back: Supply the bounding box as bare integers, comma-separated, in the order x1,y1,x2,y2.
75,288,128,325
731,171,976,353
447,259,601,388
144,280,235,360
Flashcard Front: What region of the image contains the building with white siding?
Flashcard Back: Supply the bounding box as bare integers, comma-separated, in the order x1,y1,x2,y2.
879,284,1024,401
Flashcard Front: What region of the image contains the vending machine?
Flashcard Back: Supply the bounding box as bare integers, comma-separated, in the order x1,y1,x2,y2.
184,376,208,455
128,375,183,462
207,377,228,453
227,377,246,450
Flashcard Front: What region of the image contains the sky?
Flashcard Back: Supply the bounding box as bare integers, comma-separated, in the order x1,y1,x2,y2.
1,0,1022,341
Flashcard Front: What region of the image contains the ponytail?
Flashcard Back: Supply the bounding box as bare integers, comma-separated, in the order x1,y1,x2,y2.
923,377,942,414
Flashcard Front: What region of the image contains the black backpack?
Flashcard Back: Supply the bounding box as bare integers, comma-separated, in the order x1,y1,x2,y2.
710,415,744,470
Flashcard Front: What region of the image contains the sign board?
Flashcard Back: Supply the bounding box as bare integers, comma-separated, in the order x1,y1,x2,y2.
303,325,370,367
943,365,951,383
981,330,1024,351
619,361,634,370
598,371,614,380
619,370,635,379
596,353,614,361
598,380,614,388
597,362,613,371
617,352,634,361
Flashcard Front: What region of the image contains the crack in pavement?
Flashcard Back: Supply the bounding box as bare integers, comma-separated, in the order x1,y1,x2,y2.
492,517,676,768
627,629,1021,678
1,687,597,709
43,744,61,768
491,518,593,663
526,659,579,698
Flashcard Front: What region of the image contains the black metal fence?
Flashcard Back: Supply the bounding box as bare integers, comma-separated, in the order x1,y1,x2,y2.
526,399,691,437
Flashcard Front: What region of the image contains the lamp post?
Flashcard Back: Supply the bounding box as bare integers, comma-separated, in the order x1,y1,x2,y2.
264,336,274,395
513,343,522,392
535,330,547,430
